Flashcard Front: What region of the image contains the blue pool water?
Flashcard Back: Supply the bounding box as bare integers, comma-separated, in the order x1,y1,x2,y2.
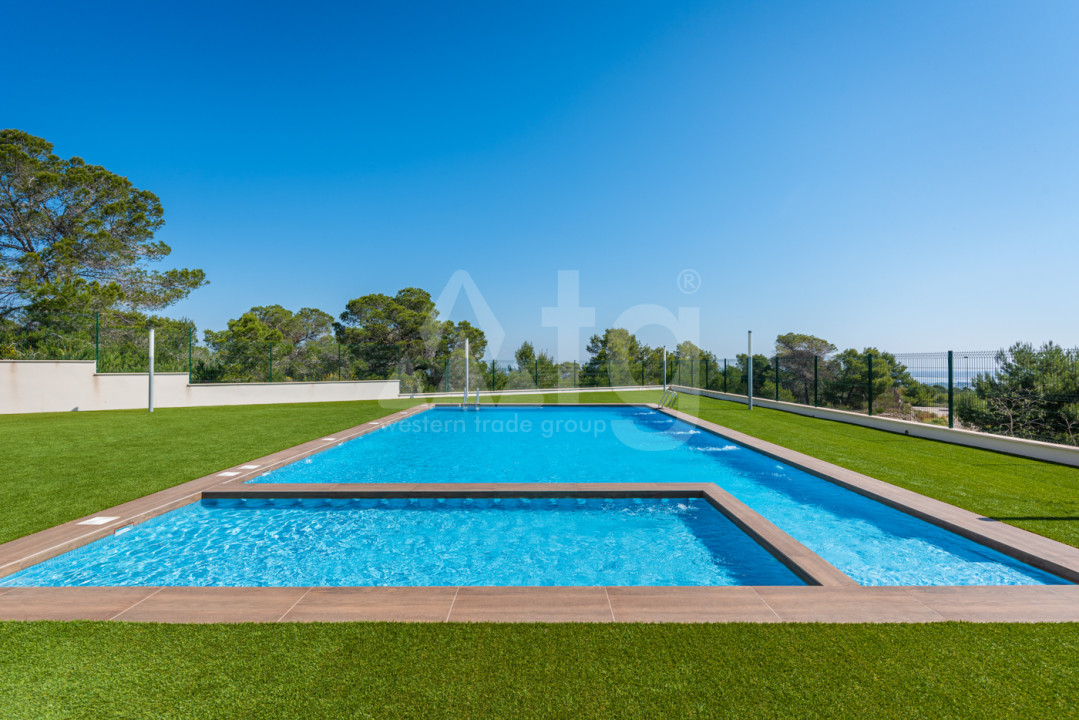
251,406,1067,587
0,497,802,587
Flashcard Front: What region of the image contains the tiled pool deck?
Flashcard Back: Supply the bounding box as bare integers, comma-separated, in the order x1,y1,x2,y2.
2,402,1079,623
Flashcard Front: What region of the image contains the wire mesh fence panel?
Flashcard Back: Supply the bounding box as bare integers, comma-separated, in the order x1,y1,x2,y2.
288,340,341,382
398,359,422,393
190,342,401,384
475,358,659,392
639,357,662,386
192,340,274,382
606,358,639,387
0,313,98,361
817,356,871,414
485,361,509,392
536,361,563,389
577,363,614,388
97,324,191,374
442,353,467,394
557,362,582,388
672,356,698,388
7,312,1079,446
696,358,725,392
401,352,452,393
889,352,951,425
497,361,538,391
719,359,746,396
952,350,1006,426
774,354,816,405
340,344,400,383
955,347,1079,446
0,312,194,372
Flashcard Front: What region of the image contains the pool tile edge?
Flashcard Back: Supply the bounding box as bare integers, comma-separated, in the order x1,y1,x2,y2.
2,586,1077,623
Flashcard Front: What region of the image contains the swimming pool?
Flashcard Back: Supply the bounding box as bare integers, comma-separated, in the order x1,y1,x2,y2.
250,406,1068,587
0,497,802,587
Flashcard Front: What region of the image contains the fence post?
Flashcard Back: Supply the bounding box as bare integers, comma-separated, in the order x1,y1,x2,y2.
444,358,448,392
534,358,539,388
814,355,818,407
337,344,341,381
94,312,100,371
747,331,754,410
724,359,728,393
948,350,954,429
704,358,709,390
867,353,873,416
397,344,402,383
641,358,645,386
269,343,273,382
774,356,779,401
148,326,155,412
573,362,577,388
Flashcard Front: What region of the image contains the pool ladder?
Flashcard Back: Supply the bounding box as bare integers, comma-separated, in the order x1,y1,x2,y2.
659,388,678,408
461,387,481,410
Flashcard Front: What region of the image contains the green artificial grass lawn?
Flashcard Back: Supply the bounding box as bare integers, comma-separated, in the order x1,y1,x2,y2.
0,621,1076,719
0,399,413,545
0,392,640,545
3,391,1079,719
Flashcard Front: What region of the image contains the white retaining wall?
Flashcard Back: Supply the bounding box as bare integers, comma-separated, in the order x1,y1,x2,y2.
671,384,1079,469
0,360,399,414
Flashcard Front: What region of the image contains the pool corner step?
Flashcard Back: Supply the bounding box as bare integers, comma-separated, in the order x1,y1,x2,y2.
199,481,860,588
699,485,857,587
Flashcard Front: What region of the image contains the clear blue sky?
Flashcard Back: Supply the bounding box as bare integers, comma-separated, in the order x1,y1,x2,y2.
5,1,1077,361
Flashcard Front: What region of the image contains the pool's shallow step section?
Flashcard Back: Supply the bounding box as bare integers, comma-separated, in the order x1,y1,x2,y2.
0,404,434,580
202,482,856,588
3,585,1079,623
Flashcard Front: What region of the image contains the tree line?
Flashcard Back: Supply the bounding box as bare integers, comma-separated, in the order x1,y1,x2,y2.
2,129,1076,444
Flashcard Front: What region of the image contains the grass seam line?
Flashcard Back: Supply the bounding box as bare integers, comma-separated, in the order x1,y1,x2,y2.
107,587,164,621
897,588,949,621
276,587,313,622
753,588,783,622
603,587,616,622
445,586,461,622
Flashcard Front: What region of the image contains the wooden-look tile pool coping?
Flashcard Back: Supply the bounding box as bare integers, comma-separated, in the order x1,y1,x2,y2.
2,402,1078,624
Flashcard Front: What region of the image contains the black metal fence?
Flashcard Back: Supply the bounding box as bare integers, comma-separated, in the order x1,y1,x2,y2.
4,314,1077,446
465,357,665,393
670,348,1079,447
0,312,190,372
0,313,399,383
